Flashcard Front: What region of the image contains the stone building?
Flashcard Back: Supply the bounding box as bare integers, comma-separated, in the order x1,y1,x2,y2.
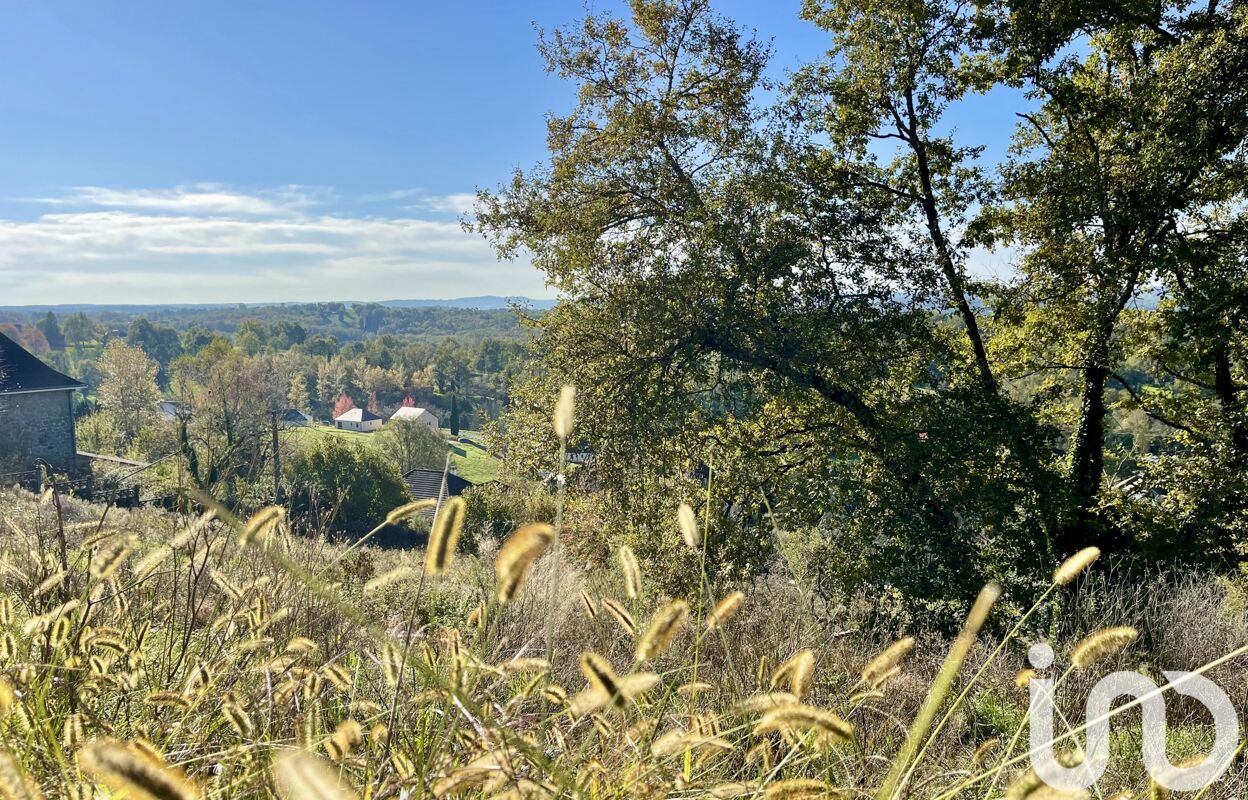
0,332,84,475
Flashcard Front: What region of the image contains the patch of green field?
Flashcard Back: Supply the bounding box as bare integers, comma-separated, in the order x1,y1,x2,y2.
445,434,502,484
289,424,503,485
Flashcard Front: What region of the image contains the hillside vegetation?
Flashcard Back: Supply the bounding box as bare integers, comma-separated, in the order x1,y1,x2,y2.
1,484,1245,798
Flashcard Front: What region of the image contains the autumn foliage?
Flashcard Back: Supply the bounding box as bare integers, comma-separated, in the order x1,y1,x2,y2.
331,393,357,418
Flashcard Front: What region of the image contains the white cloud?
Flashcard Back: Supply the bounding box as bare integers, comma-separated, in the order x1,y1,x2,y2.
0,185,547,304
23,183,327,216
409,192,478,215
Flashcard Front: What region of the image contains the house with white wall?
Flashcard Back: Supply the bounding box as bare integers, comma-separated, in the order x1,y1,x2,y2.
333,407,383,432
390,405,440,432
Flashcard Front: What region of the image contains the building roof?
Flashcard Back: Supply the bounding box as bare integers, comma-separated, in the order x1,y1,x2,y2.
334,408,382,423
0,333,85,395
391,406,437,422
402,468,473,506
280,408,312,422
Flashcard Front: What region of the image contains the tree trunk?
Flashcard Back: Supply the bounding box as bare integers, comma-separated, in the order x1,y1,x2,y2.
1213,344,1247,458
905,91,997,395
1064,363,1108,552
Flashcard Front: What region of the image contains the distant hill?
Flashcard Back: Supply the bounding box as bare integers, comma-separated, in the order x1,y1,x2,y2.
0,298,550,344
380,296,557,310
0,296,557,314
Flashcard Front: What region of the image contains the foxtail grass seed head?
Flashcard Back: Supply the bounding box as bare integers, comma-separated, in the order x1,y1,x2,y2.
972,738,1001,767
385,499,436,525
861,636,915,688
677,502,700,549
90,538,133,580
618,545,642,599
239,507,284,547
223,703,253,738
601,598,637,636
425,497,467,576
764,779,835,799
1006,768,1090,800
33,570,68,597
771,648,815,699
49,616,71,649
1054,547,1101,586
133,546,174,581
732,692,800,715
329,720,363,758
1071,626,1138,668
62,714,84,749
553,385,576,440
321,663,353,691
495,523,555,602
635,600,689,661
753,703,854,744
0,749,42,800
707,591,745,629
579,651,622,699
271,750,359,800
580,590,598,619
77,738,202,800
363,566,418,594
381,642,402,687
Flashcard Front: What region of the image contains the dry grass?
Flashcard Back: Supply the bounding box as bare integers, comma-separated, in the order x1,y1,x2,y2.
0,487,1243,798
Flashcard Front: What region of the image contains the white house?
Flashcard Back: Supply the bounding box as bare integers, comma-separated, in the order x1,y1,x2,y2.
333,407,383,433
390,406,440,432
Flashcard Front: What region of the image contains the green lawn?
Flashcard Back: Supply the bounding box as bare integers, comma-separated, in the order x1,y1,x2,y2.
290,424,503,484
444,435,503,483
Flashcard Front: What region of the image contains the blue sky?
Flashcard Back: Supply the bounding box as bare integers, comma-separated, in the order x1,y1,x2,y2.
0,1,1022,305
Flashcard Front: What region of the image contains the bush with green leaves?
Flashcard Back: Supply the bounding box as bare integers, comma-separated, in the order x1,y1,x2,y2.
287,436,410,537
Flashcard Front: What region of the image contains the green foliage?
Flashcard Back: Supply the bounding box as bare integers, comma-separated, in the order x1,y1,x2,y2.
373,418,447,475
35,311,64,350
287,437,410,536
95,339,161,446
461,479,559,542
477,0,1248,620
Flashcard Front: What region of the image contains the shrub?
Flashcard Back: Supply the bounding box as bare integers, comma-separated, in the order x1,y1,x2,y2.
287,436,409,536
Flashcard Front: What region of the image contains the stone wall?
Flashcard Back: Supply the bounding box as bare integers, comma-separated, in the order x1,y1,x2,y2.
0,389,78,474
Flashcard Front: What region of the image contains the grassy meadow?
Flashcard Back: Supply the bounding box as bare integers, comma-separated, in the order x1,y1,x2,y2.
0,475,1245,798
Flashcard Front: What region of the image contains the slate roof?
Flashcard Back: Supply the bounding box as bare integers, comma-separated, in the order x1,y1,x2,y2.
0,333,85,394
402,468,474,508
334,408,382,423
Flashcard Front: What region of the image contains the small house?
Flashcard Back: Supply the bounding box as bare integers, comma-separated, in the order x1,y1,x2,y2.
0,332,85,473
390,405,440,432
402,467,473,512
333,407,383,433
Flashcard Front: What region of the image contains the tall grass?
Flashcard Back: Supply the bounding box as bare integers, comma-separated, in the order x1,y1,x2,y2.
0,390,1243,798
